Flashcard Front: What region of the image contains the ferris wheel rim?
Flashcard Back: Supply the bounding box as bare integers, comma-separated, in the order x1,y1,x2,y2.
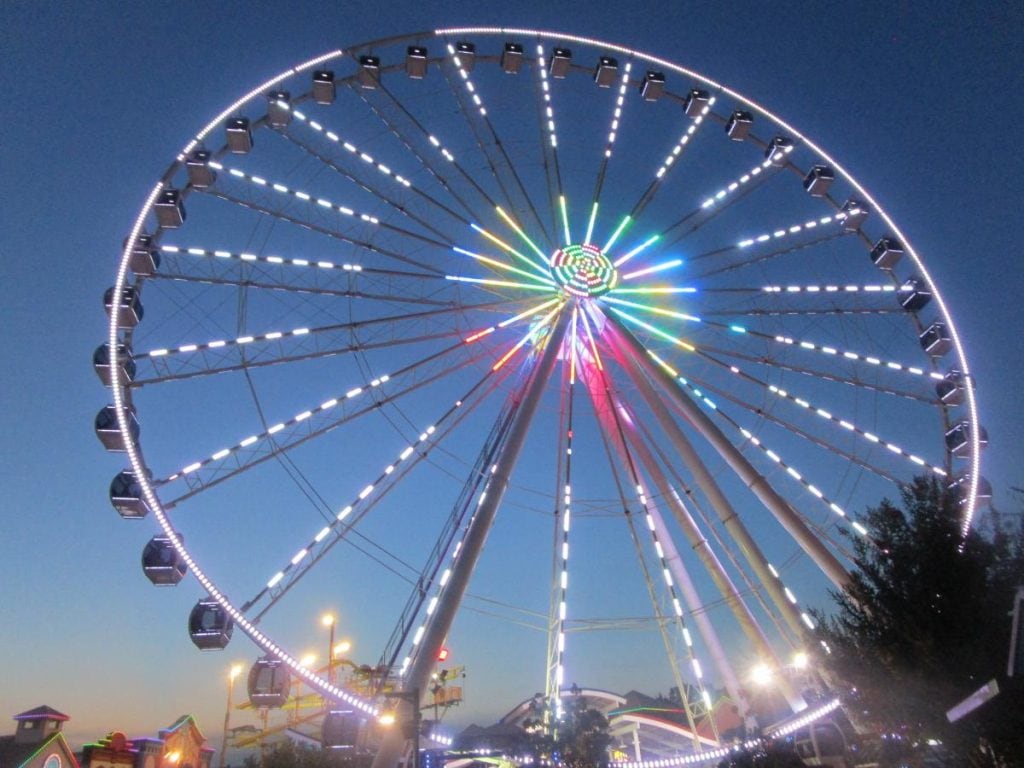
103,27,982,751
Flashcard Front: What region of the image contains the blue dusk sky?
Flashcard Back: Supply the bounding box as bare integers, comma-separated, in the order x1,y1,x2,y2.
1,0,1022,753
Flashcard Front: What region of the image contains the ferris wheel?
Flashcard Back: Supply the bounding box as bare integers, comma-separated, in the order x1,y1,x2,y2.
97,27,986,765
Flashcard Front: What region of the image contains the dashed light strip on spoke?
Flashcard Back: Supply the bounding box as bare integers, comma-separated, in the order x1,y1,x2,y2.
736,208,859,249
536,45,560,149
601,62,633,159
701,149,790,210
207,160,381,224
164,373,393,482
654,98,714,180
260,401,465,597
447,43,487,117
288,104,413,188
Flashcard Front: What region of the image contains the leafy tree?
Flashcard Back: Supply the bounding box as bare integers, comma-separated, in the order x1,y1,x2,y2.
555,701,612,768
813,476,1024,766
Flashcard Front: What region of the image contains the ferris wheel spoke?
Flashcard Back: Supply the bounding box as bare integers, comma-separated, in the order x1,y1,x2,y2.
272,125,461,244
623,95,716,223
146,269,458,306
660,154,791,248
196,187,447,275
157,338,488,503
692,230,847,280
244,361,511,621
362,77,508,219
580,59,635,248
609,305,947,480
347,82,487,225
202,160,454,252
281,99,472,227
440,49,553,247
531,43,568,244
656,367,868,556
133,328,466,387
599,296,938,400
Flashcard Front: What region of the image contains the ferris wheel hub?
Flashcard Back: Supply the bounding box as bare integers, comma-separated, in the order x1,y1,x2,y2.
550,243,618,298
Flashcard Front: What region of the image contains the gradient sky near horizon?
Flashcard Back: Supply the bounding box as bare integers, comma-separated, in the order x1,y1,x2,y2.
1,0,1022,754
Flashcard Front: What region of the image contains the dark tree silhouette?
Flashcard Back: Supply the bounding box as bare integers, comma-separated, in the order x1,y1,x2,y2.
813,476,1024,767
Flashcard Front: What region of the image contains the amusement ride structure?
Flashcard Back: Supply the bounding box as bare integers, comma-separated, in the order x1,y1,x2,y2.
96,27,986,767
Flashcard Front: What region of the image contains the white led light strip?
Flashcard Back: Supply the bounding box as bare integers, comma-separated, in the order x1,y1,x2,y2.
601,61,633,159
736,209,854,248
163,372,391,482
159,244,367,275
700,148,791,209
260,409,455,595
535,45,560,149
447,44,487,118
207,160,381,224
646,347,876,539
654,97,714,180
288,104,415,188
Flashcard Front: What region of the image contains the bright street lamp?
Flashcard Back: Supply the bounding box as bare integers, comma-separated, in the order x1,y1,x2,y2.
219,663,244,768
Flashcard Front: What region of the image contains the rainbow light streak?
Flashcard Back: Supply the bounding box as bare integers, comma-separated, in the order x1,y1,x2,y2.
584,202,599,245
606,306,696,351
602,215,632,253
445,275,553,291
452,246,555,285
491,303,563,371
463,296,564,344
495,206,551,265
602,296,702,324
471,223,550,278
559,195,571,245
620,258,683,281
613,233,660,267
569,306,580,384
578,305,605,371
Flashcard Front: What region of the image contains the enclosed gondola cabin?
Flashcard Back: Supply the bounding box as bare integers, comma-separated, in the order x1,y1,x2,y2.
155,188,185,228
188,598,234,650
548,47,571,78
186,150,216,189
803,165,834,197
406,46,428,79
104,285,144,329
593,56,617,87
109,469,151,518
683,89,710,117
639,70,665,101
267,91,291,127
358,56,380,88
936,369,966,405
454,42,475,71
312,70,336,104
322,709,361,750
501,43,523,74
247,656,291,708
945,421,988,457
840,198,869,231
93,343,136,387
725,110,753,141
124,233,161,276
764,136,793,165
142,534,187,586
949,473,993,506
920,322,953,357
870,237,904,270
226,117,253,153
95,404,139,451
898,277,931,312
